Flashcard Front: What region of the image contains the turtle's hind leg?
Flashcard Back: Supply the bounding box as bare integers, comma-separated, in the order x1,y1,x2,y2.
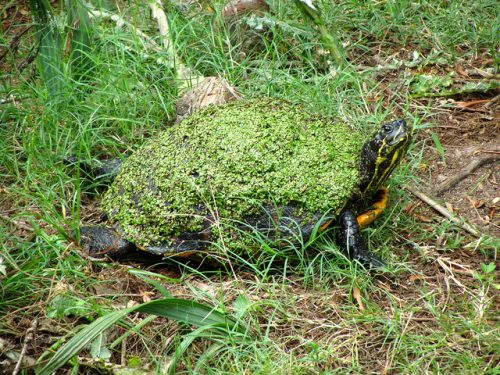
79,226,135,258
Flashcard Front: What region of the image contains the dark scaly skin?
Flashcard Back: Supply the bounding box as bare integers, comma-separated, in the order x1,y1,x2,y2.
65,157,122,184
337,210,386,268
79,226,134,257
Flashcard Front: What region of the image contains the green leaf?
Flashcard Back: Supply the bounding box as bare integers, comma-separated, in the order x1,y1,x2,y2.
90,331,112,360
431,132,446,166
232,294,252,319
127,356,142,368
37,308,131,375
292,0,345,66
46,294,94,319
30,0,65,101
67,0,94,82
36,298,240,375
128,268,178,298
481,262,495,274
411,74,454,95
167,324,230,375
0,257,6,276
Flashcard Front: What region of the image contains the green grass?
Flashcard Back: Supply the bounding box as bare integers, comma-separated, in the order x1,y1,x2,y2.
0,0,498,373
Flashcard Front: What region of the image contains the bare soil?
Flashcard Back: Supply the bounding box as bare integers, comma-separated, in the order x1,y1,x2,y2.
413,98,499,236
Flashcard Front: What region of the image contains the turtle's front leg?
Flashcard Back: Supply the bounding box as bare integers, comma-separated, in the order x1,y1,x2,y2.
338,210,386,268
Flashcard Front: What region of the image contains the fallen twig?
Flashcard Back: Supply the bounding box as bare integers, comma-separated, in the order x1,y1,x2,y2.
0,26,33,62
456,99,492,108
148,0,174,55
0,95,24,104
465,67,498,79
12,318,38,375
433,155,500,196
485,93,500,106
436,257,470,294
17,44,39,73
0,214,34,232
121,338,127,366
404,185,481,237
147,0,201,89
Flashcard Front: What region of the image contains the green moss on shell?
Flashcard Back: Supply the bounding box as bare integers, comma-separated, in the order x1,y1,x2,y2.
102,99,366,248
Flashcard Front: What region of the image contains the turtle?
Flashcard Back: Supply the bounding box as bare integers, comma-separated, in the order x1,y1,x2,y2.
76,99,411,268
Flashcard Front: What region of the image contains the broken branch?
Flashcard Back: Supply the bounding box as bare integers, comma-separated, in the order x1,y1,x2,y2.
404,185,481,237
12,318,38,375
433,155,500,195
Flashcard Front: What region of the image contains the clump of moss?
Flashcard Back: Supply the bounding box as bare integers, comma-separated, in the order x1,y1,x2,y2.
102,99,366,249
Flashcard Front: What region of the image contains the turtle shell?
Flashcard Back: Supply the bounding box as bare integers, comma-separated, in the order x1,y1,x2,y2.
102,99,367,253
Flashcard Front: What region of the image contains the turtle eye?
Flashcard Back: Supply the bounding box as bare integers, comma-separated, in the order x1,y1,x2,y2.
382,124,392,132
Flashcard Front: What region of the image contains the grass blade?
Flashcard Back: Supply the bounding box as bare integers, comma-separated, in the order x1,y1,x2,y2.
30,0,65,101
68,0,94,82
36,298,239,375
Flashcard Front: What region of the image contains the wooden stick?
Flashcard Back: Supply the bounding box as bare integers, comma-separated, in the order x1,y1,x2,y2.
148,0,174,55
404,185,481,237
12,318,38,375
433,155,500,195
0,26,33,62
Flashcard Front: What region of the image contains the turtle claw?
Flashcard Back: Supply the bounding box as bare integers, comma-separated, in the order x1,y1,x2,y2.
338,210,387,270
353,251,386,269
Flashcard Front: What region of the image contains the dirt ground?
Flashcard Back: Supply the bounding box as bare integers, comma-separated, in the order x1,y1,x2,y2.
0,2,498,372
413,100,499,236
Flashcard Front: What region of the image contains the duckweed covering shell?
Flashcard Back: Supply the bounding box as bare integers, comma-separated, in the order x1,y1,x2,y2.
102,99,367,248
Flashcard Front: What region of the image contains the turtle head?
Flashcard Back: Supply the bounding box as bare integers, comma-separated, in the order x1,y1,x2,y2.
359,119,411,196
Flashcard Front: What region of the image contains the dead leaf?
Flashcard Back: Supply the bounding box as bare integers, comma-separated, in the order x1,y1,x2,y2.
404,203,417,214
414,213,434,223
352,287,365,311
436,234,446,246
126,300,138,308
466,196,484,209
409,274,427,282
445,202,454,213
141,291,154,303
456,99,491,108
456,64,468,77
376,280,392,291
176,76,241,121
222,0,269,19
489,174,498,185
